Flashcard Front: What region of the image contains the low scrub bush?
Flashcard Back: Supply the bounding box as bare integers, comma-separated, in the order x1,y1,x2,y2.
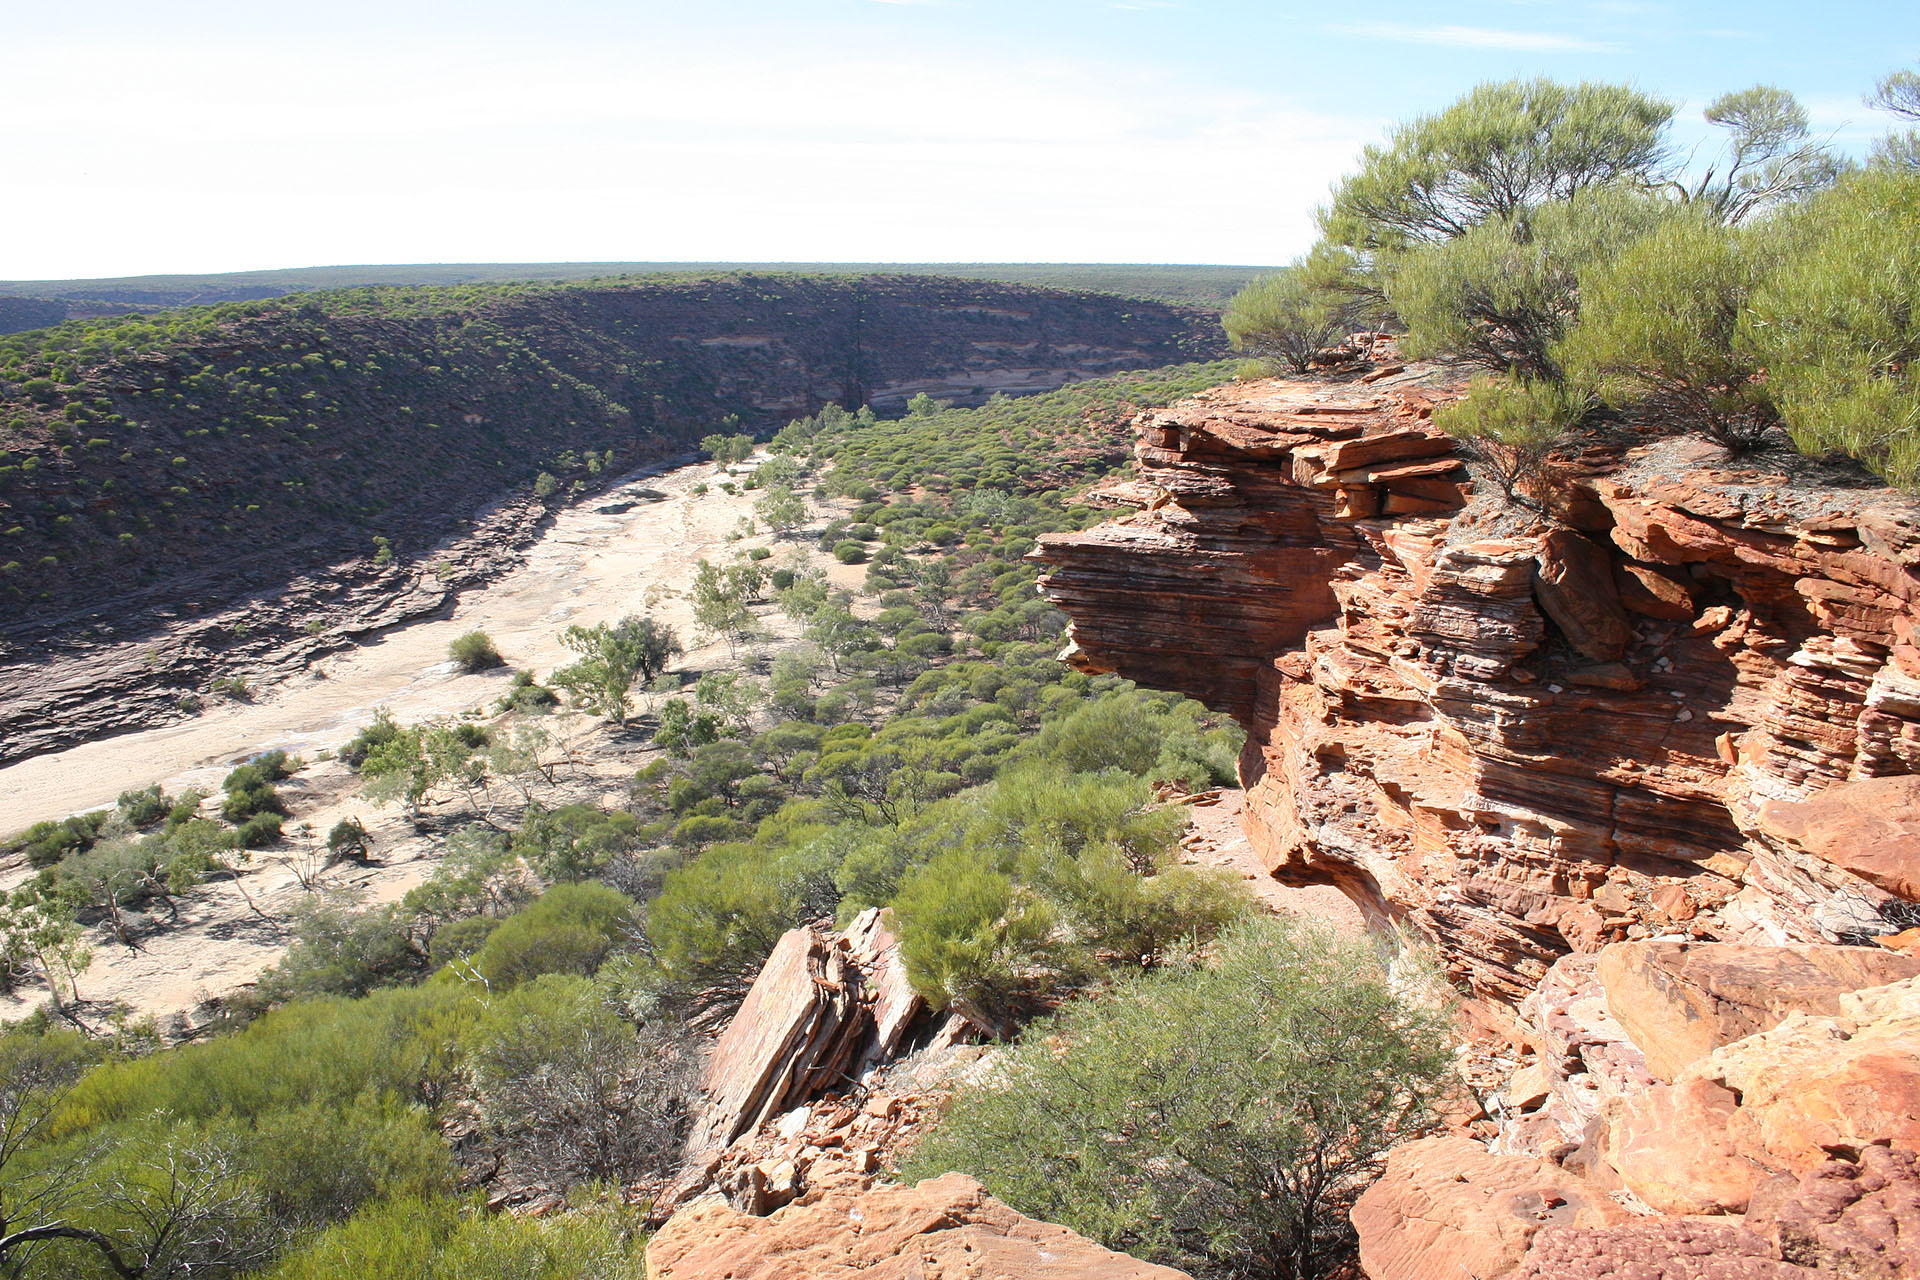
902,920,1454,1280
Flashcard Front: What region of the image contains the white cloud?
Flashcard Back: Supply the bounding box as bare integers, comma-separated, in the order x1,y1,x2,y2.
0,37,1378,277
1327,22,1620,53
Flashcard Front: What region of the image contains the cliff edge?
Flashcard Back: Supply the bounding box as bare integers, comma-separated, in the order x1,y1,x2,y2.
1035,367,1920,1277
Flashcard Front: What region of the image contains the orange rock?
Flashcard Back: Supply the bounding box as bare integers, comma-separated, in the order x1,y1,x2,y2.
1595,941,1920,1082
1752,775,1920,900
1351,1136,1629,1280
646,1173,1192,1279
1604,1075,1770,1213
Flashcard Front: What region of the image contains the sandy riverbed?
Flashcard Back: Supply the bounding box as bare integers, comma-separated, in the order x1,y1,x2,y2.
0,458,778,832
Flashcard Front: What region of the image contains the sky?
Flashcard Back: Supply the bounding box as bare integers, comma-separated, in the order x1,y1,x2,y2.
2,0,1913,280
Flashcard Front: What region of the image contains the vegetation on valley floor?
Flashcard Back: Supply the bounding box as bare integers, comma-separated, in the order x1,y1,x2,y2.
0,360,1450,1280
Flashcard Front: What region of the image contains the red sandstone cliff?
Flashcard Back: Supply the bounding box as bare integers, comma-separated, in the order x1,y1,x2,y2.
1035,368,1920,1014
1034,367,1920,1278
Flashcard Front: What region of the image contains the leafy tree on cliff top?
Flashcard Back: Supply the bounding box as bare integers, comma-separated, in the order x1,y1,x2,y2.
1319,78,1675,254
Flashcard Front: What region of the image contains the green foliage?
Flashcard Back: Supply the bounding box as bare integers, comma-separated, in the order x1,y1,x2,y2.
1322,77,1674,253
1559,212,1780,449
221,762,289,824
891,854,1068,1033
5,811,108,870
550,615,680,724
466,975,693,1187
1867,64,1920,171
263,1195,645,1280
1386,187,1675,381
699,431,754,466
753,483,807,533
447,630,502,672
254,903,428,1003
902,920,1454,1280
1433,374,1587,501
1222,255,1369,375
1746,169,1920,487
510,803,639,883
468,882,635,991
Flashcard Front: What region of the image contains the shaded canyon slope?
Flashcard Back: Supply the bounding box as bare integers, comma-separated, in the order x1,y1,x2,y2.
0,274,1220,763
1034,367,1920,1278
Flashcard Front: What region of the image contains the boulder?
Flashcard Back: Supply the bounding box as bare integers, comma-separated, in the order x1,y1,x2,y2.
1603,1075,1770,1214
645,1173,1193,1280
1753,775,1920,900
1350,1136,1629,1280
684,909,926,1158
1533,528,1632,663
1595,941,1920,1082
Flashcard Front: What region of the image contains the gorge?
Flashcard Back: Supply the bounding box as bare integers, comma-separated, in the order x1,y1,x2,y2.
1033,364,1920,1278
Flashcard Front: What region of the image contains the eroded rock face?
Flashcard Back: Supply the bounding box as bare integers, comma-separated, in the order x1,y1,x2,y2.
1349,1135,1630,1280
1596,940,1920,1082
1035,373,1920,1013
645,1173,1193,1280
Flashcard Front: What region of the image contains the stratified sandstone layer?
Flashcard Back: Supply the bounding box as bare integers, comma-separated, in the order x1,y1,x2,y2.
1036,369,1920,1279
1035,371,1920,1016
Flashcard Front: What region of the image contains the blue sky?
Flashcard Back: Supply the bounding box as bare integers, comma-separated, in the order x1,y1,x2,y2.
3,0,1912,279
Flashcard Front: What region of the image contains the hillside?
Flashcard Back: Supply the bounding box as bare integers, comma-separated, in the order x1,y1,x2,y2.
0,263,1270,325
0,273,1222,762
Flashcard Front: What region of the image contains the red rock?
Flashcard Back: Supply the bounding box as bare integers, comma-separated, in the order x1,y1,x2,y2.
1604,1075,1770,1213
1499,1218,1812,1280
1744,1145,1920,1279
1533,528,1633,663
1595,941,1920,1082
1350,1136,1629,1280
1753,775,1920,900
646,1173,1193,1279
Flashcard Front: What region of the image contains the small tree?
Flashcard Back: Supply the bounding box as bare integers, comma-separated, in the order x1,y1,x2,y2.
1867,64,1920,171
753,484,807,535
1321,77,1674,253
1221,264,1362,375
549,615,680,724
1432,374,1585,503
902,919,1454,1280
447,630,502,672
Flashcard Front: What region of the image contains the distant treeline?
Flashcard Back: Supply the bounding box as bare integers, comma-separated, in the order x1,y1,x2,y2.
0,263,1269,326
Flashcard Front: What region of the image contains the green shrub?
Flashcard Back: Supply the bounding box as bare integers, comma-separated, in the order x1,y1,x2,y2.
262,1195,646,1280
447,630,502,672
832,540,867,564
1560,211,1780,449
901,920,1454,1280
469,883,634,991
890,852,1067,1034
255,904,428,1003
1748,169,1920,488
1433,373,1588,501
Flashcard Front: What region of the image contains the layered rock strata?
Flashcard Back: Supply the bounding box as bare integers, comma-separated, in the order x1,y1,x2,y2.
1035,370,1920,1278
1034,371,1920,1016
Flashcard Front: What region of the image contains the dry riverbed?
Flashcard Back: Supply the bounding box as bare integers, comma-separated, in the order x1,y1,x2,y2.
0,456,852,1027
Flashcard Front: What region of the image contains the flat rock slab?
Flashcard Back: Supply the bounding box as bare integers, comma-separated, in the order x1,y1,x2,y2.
646,1173,1193,1280
1596,940,1920,1082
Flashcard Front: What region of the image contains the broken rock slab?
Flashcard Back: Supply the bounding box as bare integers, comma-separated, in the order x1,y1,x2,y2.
1596,940,1920,1082
646,1172,1193,1280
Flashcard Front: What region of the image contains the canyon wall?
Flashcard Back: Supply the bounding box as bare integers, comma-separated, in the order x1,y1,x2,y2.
1036,368,1920,1017
0,275,1220,763
1036,368,1920,1278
